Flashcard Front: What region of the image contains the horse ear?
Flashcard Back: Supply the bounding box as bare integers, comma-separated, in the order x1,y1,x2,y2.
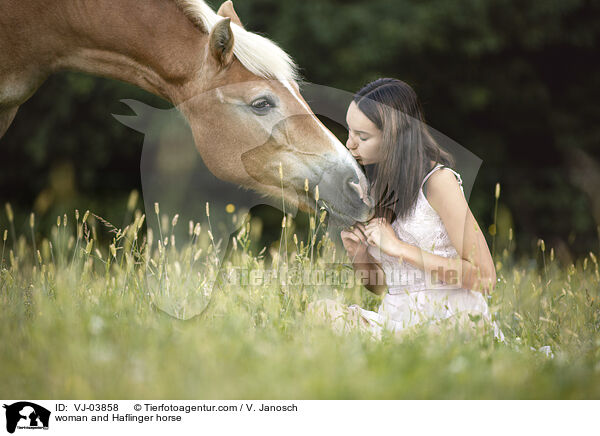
209,17,234,67
217,1,244,28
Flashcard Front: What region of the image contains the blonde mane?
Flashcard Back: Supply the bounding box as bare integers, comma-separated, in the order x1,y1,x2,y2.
174,0,299,83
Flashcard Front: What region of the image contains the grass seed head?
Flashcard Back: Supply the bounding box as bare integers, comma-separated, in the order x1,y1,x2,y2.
319,210,327,223
127,190,139,211
5,203,13,223
85,239,94,255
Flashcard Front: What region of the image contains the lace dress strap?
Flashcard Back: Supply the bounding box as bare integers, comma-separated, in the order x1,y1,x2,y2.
421,164,464,195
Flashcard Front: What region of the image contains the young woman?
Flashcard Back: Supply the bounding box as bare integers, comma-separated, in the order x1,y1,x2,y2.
309,78,503,340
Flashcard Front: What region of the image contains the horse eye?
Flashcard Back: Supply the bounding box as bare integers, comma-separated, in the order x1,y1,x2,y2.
250,97,274,114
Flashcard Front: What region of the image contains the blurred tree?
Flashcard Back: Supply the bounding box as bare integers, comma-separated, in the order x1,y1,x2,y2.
1,0,598,258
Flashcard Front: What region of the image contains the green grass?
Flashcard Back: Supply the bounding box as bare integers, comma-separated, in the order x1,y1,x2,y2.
1,196,599,399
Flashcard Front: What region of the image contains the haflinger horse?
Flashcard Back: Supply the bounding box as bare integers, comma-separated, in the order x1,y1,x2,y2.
0,0,374,319
0,0,373,224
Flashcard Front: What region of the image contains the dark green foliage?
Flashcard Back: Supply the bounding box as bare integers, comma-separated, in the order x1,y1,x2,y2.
1,0,599,257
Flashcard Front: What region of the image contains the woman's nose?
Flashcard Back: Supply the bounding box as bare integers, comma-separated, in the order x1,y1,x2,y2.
346,136,357,150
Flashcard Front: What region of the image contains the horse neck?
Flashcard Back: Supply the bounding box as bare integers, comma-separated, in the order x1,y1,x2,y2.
45,0,208,103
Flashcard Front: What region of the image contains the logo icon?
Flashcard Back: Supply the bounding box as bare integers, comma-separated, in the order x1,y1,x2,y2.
3,402,50,434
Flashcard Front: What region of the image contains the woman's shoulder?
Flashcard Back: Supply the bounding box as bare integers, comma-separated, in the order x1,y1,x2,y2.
422,166,465,213
422,163,463,194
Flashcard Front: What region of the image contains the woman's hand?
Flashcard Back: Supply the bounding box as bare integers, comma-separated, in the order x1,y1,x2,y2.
364,218,404,258
340,224,370,262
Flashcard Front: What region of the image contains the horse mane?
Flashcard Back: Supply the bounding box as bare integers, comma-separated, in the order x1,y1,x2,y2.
173,0,299,83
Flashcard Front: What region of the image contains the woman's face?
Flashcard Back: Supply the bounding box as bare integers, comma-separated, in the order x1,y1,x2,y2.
345,101,383,165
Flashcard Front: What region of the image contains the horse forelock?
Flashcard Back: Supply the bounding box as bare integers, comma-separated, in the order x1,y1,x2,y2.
173,0,299,84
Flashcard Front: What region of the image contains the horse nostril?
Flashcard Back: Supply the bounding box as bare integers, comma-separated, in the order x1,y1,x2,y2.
346,178,369,203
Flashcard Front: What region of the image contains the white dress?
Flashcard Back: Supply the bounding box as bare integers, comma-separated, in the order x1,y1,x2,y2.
350,164,505,341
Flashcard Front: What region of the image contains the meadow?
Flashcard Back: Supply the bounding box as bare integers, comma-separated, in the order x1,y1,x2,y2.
1,191,599,399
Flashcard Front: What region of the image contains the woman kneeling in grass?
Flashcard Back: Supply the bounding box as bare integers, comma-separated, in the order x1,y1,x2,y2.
309,78,503,341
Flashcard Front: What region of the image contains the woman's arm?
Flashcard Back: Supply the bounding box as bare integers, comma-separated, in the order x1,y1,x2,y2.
341,226,388,296
391,240,495,294
423,169,497,294
351,253,388,296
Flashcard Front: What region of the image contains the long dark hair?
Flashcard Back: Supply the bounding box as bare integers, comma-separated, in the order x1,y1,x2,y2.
353,78,455,222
